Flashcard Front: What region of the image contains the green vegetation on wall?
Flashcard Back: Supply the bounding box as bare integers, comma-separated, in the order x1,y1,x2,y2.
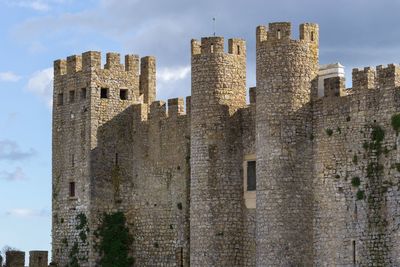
391,113,400,134
97,212,134,267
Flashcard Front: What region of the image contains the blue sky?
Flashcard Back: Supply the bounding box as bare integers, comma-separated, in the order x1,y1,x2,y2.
1,0,400,262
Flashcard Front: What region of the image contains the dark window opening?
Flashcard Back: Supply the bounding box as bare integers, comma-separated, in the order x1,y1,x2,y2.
80,88,87,99
100,88,109,99
120,89,128,100
277,29,281,39
247,161,256,191
57,93,64,106
69,90,75,103
352,240,356,264
115,153,119,166
69,182,75,197
237,45,241,55
311,31,315,41
180,247,184,267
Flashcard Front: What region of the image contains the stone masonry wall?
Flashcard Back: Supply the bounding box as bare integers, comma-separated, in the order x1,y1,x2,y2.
51,21,400,267
312,65,400,266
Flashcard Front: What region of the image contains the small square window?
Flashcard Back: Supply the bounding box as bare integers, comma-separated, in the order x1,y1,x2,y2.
69,90,75,103
80,88,87,100
100,88,108,99
247,161,256,191
120,89,128,100
69,182,75,197
57,93,64,106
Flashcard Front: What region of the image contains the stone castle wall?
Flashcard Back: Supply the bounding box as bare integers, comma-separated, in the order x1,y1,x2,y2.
312,65,400,266
52,21,400,266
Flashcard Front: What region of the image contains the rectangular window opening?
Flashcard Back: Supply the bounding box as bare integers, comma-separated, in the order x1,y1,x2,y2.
69,182,75,197
237,45,241,55
80,88,87,100
352,240,356,265
71,154,75,167
115,153,119,166
57,93,64,106
100,88,109,99
69,90,75,103
120,89,128,100
277,29,281,39
247,161,256,191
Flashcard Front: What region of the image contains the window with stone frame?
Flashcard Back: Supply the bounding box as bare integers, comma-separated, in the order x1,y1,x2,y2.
243,154,256,209
247,161,256,191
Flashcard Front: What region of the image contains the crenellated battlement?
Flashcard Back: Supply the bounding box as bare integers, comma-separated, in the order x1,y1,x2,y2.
54,51,150,76
351,64,400,91
133,97,190,123
377,64,400,88
256,22,318,44
191,37,245,57
352,66,375,91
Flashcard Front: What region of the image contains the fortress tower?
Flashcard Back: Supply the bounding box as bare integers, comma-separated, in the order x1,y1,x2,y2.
190,37,247,265
52,52,155,266
255,22,319,265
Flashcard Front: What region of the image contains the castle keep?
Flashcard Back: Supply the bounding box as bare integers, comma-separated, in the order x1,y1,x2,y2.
52,22,400,266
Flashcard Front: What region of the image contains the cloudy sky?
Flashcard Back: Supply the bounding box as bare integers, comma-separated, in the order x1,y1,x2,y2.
1,0,400,260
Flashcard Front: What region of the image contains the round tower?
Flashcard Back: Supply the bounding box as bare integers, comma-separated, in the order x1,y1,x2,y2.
255,22,319,266
190,36,247,266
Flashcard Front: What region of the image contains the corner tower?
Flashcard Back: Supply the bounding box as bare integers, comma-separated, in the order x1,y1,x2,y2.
255,22,319,266
52,51,154,266
190,37,247,265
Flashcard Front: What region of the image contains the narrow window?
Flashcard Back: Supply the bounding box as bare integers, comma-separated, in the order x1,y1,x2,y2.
115,153,119,166
69,90,75,103
247,161,256,191
354,203,358,217
80,88,87,100
210,44,214,53
311,31,315,41
352,240,356,264
180,247,184,267
71,154,75,167
120,89,128,100
100,88,108,99
57,93,64,106
69,182,75,197
277,29,281,39
237,45,241,55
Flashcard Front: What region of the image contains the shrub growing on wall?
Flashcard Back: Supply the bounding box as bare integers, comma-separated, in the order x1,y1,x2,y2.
98,212,133,267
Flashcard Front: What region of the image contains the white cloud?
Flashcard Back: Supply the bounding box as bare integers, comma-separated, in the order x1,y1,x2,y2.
0,167,26,181
157,66,190,82
2,0,66,11
0,139,36,161
5,208,49,218
26,68,53,108
156,65,191,99
0,72,21,82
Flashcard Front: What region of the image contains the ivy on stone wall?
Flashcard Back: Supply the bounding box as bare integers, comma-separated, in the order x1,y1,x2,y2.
391,113,400,134
97,212,134,267
363,123,389,263
76,213,89,244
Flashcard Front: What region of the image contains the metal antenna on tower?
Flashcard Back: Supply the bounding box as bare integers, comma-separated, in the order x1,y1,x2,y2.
213,17,216,36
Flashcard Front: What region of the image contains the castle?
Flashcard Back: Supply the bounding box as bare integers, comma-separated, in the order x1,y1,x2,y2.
51,21,400,266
